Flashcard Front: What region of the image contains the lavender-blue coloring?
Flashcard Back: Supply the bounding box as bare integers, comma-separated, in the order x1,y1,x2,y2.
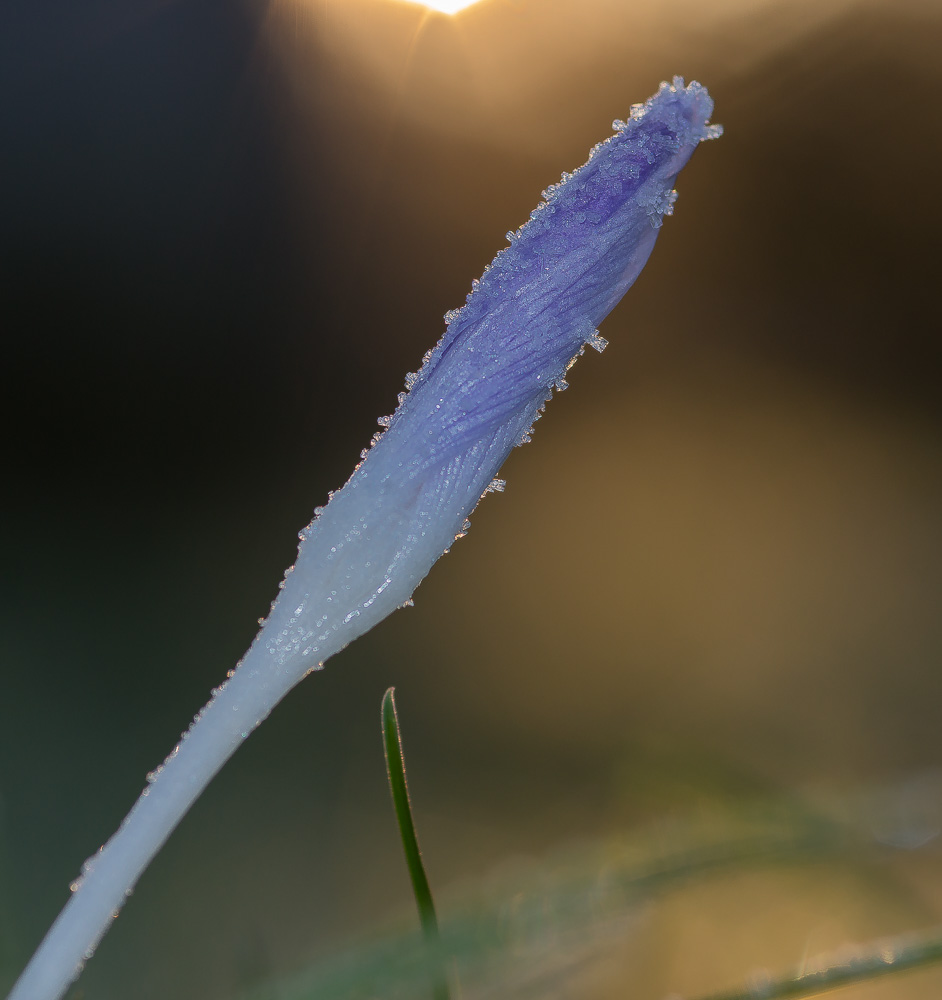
262,77,721,671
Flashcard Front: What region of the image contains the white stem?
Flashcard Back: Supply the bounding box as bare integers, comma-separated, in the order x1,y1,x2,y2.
8,427,499,1000
8,435,499,1000
6,628,331,1000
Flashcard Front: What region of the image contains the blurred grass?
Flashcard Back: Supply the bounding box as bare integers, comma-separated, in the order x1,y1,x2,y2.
697,928,942,1000
239,780,942,1000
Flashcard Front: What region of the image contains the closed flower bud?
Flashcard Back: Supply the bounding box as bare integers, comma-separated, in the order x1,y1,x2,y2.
262,76,721,674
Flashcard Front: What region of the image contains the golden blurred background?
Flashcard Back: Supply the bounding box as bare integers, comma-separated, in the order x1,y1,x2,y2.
3,0,942,996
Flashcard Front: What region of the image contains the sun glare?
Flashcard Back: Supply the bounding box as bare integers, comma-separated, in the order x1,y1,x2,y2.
401,0,484,13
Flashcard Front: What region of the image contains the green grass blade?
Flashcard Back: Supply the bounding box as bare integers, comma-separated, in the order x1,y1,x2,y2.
381,687,449,1000
693,927,942,1000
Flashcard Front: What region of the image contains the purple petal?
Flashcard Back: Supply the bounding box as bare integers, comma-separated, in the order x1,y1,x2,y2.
263,77,721,669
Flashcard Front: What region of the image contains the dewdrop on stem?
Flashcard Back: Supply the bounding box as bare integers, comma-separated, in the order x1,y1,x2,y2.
7,77,720,1000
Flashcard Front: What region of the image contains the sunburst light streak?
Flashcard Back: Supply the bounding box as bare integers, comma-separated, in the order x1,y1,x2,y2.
398,0,485,14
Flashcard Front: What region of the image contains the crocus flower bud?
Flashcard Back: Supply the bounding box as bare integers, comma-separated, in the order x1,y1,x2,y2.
261,77,721,675
9,77,719,1000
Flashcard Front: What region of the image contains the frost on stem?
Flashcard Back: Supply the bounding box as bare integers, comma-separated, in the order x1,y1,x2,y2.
8,77,720,1000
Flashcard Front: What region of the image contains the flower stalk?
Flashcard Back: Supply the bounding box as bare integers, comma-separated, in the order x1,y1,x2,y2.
7,77,719,1000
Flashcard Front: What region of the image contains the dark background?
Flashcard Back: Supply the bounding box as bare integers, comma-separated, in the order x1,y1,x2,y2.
2,0,942,996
